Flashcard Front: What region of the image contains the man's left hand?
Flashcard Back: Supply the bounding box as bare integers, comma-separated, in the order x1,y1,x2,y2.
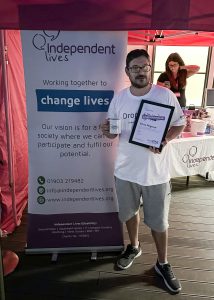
149,138,169,154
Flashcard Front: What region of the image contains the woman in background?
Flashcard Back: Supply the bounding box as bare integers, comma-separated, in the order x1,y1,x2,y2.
157,53,200,108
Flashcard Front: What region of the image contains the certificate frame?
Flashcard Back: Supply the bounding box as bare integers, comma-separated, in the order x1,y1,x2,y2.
129,99,174,151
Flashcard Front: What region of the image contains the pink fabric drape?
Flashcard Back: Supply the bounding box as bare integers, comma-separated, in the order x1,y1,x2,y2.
0,30,28,233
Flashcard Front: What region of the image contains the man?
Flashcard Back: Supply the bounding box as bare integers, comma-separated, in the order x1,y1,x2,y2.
101,49,185,294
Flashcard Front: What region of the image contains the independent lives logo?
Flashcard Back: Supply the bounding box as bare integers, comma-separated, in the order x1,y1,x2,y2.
182,145,214,168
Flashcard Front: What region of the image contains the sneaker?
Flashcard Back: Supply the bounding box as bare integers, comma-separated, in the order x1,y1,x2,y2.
155,260,182,293
117,244,142,270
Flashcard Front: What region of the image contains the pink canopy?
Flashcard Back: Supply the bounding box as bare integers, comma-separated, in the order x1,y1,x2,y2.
0,0,214,32
1,0,214,233
1,1,214,46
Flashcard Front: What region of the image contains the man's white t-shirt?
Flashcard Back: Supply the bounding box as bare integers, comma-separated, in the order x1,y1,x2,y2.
107,84,185,186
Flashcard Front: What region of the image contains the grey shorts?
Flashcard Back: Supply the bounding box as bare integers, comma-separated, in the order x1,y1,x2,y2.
115,177,171,232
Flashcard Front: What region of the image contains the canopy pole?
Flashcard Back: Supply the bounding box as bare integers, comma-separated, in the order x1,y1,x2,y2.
0,30,18,228
0,230,5,300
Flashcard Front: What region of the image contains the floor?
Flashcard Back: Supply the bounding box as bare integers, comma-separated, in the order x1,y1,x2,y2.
1,175,214,300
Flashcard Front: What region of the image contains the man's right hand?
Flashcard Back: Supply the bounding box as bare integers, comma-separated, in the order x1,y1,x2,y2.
100,119,118,139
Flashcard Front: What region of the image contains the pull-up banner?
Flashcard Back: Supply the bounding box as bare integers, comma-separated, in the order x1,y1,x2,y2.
21,31,127,252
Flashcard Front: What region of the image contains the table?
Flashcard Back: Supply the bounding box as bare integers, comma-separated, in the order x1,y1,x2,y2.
169,134,214,180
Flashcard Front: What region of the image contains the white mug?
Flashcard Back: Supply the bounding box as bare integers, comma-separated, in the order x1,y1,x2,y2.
109,118,121,134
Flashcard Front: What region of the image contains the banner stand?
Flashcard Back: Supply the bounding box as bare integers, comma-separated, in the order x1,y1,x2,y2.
25,245,124,262
21,31,127,255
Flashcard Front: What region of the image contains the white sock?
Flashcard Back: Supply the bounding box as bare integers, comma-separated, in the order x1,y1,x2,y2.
132,242,139,249
159,260,168,266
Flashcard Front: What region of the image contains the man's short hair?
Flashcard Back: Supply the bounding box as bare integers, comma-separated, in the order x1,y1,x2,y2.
126,49,150,67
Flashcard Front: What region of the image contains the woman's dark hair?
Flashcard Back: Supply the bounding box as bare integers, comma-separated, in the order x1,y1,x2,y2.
126,49,150,67
165,52,186,88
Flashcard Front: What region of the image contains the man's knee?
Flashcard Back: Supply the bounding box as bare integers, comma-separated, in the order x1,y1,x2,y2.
145,220,169,232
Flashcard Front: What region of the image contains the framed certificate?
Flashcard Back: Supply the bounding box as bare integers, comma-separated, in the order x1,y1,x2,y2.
129,99,174,151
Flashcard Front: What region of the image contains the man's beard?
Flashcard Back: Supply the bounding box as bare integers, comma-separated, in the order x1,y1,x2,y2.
130,75,150,89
